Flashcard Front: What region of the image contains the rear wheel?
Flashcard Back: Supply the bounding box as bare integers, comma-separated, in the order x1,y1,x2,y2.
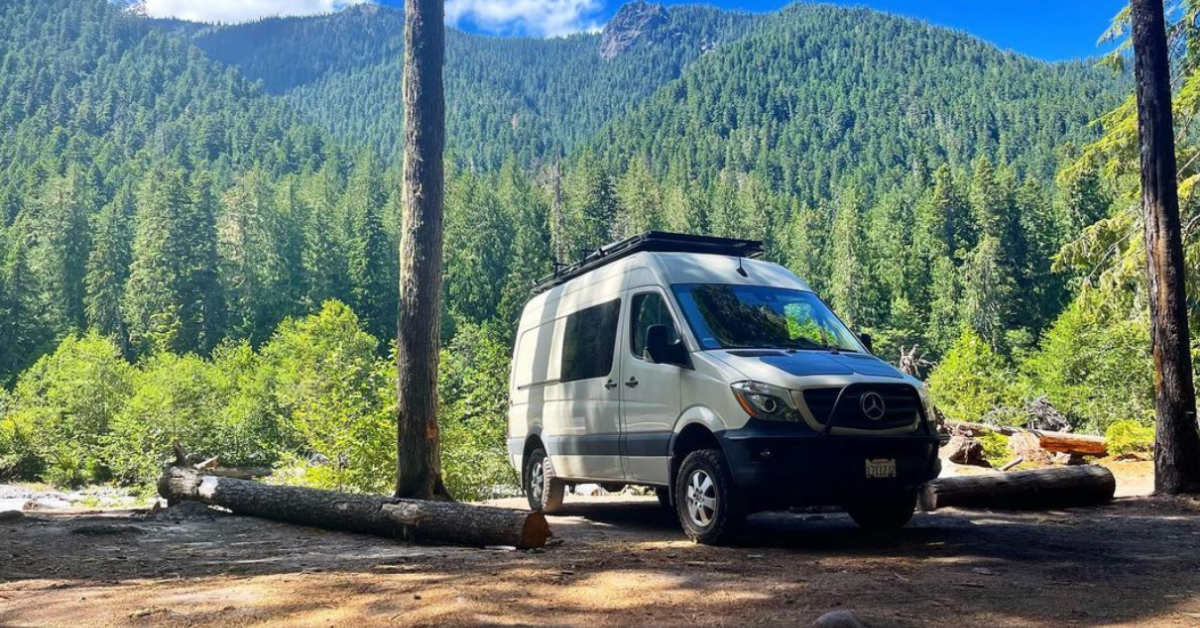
525,448,565,514
845,491,917,531
675,449,746,545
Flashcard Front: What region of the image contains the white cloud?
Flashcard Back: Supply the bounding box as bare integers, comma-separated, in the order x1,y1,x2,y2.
446,0,605,37
139,0,368,24
136,0,606,38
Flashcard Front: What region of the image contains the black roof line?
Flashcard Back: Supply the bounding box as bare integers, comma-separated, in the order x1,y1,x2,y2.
532,231,765,295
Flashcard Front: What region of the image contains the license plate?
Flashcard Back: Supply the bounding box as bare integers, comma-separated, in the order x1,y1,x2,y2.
865,458,897,479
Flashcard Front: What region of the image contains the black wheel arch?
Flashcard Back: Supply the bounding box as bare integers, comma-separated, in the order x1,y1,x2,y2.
521,428,545,490
666,423,725,507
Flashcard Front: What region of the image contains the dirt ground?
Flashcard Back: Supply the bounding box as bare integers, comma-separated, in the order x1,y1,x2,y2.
2,461,1199,628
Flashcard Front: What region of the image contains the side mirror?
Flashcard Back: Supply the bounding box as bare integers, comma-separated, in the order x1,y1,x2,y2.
646,324,685,366
858,332,874,354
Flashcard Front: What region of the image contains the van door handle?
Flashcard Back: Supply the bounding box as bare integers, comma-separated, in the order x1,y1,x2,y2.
605,380,617,391
625,377,639,389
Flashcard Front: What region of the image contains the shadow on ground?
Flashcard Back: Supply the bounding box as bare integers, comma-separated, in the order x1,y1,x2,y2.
1,496,1198,627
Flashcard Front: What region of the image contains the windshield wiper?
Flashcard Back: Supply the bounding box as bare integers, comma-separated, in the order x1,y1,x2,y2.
726,339,851,353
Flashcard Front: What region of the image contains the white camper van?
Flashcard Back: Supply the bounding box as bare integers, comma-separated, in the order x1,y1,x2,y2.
507,233,943,544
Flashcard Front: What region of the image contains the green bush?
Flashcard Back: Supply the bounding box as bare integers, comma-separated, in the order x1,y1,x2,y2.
0,390,42,479
979,432,1013,468
6,332,134,485
0,301,525,500
438,322,519,500
1106,420,1155,458
928,330,1017,422
106,352,228,484
262,300,395,494
207,341,281,468
1020,290,1154,434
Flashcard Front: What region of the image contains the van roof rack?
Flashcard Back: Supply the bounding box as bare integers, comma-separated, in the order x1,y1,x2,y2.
532,231,764,294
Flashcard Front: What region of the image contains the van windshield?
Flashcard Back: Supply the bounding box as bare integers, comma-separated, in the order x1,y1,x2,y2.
672,284,862,352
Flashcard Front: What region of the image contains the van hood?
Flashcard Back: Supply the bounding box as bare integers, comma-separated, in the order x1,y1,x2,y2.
708,349,907,384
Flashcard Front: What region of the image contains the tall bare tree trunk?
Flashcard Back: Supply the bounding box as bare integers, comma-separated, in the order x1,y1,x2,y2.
396,0,449,500
1130,0,1200,495
550,159,566,266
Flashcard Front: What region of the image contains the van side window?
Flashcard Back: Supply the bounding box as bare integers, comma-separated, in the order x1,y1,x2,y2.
560,299,621,383
630,292,680,360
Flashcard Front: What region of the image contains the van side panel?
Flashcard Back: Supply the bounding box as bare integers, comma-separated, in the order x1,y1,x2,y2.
509,260,632,483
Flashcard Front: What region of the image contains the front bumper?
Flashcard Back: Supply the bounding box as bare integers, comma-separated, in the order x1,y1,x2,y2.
715,419,942,508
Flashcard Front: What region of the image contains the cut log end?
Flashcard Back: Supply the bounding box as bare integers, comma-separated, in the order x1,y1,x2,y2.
522,512,551,549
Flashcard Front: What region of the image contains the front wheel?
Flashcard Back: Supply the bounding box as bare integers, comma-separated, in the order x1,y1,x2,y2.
525,448,565,514
845,491,917,531
675,449,746,545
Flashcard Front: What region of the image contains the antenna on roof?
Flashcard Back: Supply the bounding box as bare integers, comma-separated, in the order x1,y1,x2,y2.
736,255,748,277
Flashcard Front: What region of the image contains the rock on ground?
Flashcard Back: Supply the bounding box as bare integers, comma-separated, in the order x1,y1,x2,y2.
940,434,990,467
815,610,868,627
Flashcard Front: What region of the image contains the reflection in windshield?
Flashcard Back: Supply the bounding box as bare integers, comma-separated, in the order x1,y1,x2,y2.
672,284,861,352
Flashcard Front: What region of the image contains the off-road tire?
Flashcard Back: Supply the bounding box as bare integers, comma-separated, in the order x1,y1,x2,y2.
675,449,746,545
655,486,672,509
845,491,917,531
525,448,565,513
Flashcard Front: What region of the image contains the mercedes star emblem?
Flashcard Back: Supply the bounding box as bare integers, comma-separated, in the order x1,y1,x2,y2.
860,392,886,421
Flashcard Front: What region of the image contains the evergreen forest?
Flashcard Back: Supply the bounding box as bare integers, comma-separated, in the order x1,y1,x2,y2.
0,0,1178,496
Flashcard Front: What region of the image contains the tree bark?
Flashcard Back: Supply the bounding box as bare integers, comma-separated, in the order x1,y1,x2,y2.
397,0,449,500
1130,0,1200,495
920,465,1116,511
158,466,550,549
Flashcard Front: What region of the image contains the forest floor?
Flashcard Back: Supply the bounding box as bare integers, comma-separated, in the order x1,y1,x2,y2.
1,460,1199,628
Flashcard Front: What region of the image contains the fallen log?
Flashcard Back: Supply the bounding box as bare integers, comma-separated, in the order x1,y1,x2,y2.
1032,430,1107,456
947,421,1021,437
946,422,1108,457
172,442,272,480
919,465,1116,511
158,465,550,549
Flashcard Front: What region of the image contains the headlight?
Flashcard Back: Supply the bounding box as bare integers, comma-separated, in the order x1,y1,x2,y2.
731,381,801,421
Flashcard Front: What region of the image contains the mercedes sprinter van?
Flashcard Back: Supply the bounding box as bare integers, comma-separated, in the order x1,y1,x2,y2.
507,232,943,544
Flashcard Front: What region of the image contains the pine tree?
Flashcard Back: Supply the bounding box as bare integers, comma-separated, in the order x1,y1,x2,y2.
496,161,552,329
444,169,512,325
343,151,396,341
826,186,871,328
1057,163,1112,237
961,235,1016,351
927,256,963,354
0,225,51,384
615,158,661,239
219,168,284,343
183,172,224,354
785,202,828,293
30,165,95,331
124,167,222,355
300,159,346,310
85,188,133,348
563,153,619,257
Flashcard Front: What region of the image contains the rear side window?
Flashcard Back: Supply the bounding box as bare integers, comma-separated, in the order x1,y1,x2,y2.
560,299,621,383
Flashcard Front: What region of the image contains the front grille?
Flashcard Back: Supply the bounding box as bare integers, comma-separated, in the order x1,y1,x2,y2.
802,383,920,431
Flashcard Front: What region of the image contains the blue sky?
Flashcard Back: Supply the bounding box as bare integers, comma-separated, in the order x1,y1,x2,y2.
136,0,1128,61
